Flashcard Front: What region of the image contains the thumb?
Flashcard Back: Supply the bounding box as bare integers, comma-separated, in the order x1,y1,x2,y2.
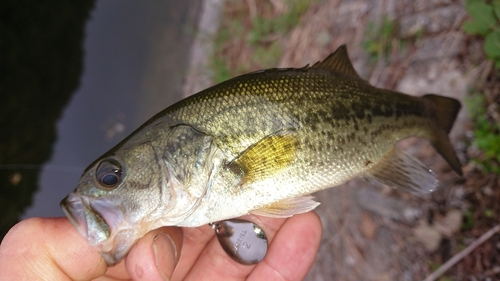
126,226,183,281
0,218,107,281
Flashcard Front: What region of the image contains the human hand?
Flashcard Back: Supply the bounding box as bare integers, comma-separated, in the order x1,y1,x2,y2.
0,212,322,280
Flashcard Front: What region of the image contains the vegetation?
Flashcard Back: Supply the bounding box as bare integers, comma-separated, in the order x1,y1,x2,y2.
363,17,398,64
463,0,500,68
211,0,319,83
362,16,425,65
465,93,500,174
462,0,500,175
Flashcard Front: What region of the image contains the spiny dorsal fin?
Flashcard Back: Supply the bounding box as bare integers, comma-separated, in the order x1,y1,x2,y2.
251,196,320,218
311,45,361,79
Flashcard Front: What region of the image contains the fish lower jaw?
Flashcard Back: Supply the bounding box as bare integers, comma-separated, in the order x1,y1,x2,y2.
94,226,142,265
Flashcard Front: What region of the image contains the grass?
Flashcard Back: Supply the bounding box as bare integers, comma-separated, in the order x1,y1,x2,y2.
363,17,398,64
465,93,500,174
361,15,425,66
462,0,500,176
210,0,320,83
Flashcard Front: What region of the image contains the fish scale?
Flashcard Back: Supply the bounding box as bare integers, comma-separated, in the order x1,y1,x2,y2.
61,45,462,265
161,68,439,218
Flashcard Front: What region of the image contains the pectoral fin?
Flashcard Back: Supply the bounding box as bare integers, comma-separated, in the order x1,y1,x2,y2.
228,130,297,184
364,148,438,194
251,196,320,218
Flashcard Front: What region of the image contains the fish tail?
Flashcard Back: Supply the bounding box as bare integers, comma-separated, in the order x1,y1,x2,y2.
422,94,463,176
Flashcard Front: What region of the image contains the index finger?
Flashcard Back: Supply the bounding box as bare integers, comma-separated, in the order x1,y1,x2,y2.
178,212,322,280
249,211,322,280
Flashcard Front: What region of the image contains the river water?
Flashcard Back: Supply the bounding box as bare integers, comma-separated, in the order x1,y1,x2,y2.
23,0,202,218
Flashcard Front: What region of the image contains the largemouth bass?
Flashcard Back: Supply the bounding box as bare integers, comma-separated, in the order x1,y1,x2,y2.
61,45,462,265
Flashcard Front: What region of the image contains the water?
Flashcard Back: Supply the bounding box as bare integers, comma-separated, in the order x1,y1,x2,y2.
22,0,202,218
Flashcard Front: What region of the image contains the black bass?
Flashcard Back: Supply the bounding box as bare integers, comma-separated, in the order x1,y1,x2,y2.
61,45,462,265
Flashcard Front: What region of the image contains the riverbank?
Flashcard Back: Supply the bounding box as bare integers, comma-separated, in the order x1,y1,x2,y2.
183,1,500,280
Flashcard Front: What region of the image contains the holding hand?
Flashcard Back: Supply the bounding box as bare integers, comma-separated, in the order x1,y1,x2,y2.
0,212,321,280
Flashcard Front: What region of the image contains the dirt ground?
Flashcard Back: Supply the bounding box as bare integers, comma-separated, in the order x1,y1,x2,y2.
185,0,500,280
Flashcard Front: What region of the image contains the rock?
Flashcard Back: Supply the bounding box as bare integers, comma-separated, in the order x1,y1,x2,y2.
434,209,463,237
356,187,420,224
413,220,442,252
399,5,467,36
412,210,463,252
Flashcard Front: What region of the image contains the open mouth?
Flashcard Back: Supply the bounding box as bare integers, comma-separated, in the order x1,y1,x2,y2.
60,193,110,246
61,193,87,238
61,193,131,265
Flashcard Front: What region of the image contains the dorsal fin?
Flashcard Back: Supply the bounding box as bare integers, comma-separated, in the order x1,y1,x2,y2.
311,45,361,79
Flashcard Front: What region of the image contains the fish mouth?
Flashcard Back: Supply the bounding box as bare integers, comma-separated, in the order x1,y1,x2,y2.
61,193,129,265
60,193,111,246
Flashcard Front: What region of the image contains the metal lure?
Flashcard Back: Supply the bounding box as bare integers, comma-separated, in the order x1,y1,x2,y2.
210,219,268,265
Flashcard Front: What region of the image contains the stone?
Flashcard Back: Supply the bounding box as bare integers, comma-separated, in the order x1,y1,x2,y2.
413,220,442,252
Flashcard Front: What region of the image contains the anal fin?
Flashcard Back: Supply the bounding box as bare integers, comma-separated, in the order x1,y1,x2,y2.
251,196,320,218
364,148,438,194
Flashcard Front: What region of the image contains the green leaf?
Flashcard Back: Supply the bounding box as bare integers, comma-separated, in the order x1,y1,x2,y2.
485,209,493,217
493,0,500,19
463,0,497,35
484,29,500,57
461,210,474,230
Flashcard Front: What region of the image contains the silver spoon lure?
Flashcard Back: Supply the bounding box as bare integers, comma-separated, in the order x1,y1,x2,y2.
209,219,268,265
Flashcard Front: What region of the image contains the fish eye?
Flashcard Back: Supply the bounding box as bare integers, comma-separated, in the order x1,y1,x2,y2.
96,158,123,189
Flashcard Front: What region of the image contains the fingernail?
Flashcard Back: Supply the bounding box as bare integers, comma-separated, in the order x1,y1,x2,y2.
153,232,178,281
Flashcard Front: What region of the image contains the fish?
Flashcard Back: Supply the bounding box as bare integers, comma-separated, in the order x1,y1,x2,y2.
61,45,462,265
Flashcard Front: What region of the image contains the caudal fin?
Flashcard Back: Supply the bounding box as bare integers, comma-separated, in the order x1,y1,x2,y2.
422,94,463,176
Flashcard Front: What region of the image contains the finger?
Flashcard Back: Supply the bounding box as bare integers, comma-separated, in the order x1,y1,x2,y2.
248,211,322,281
181,215,289,280
96,260,129,280
170,224,214,280
0,217,107,281
125,226,183,281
